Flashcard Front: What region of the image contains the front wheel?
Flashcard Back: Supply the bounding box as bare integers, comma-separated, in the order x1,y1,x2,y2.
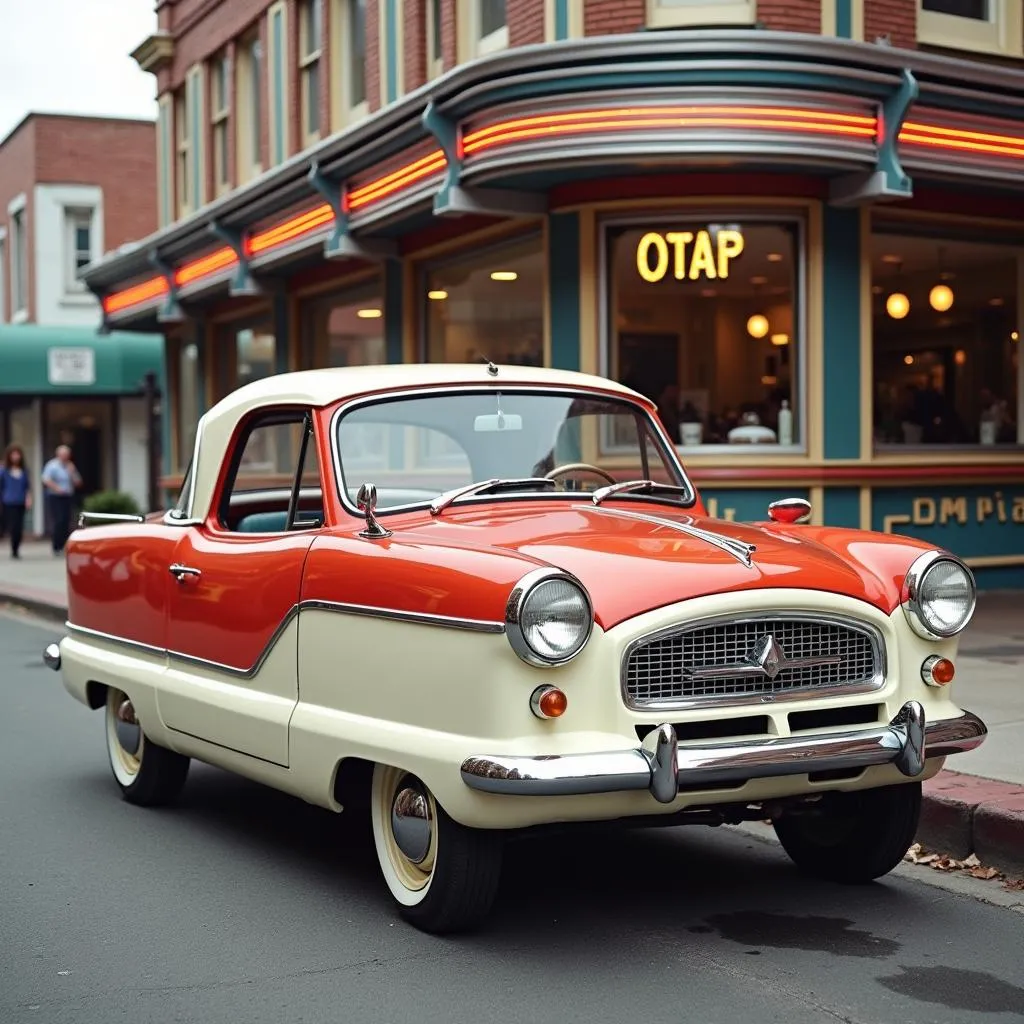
773,781,921,884
371,764,503,933
105,687,190,806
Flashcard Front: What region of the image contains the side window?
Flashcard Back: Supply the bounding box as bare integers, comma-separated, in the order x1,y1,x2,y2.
220,411,322,532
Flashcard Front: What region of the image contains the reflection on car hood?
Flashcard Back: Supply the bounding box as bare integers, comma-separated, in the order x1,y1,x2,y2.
414,502,920,629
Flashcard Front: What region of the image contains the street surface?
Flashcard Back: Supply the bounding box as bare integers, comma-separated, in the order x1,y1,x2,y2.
2,611,1023,1024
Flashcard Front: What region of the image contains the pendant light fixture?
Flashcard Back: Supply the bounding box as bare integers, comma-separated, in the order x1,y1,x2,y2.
929,246,955,312
886,256,909,320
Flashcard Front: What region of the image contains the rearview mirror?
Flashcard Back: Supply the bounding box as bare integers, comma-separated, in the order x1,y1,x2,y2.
474,413,523,432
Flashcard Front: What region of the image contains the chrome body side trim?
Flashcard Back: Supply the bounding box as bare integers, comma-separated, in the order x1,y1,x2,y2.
589,506,756,568
619,610,886,712
460,703,987,803
66,599,504,678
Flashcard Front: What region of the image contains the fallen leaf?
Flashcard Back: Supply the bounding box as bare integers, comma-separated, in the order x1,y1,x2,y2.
917,853,939,865
963,853,981,868
1002,877,1024,891
968,866,1001,881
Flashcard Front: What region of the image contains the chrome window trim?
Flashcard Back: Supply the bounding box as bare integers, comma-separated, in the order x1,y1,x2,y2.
900,549,977,640
166,414,206,526
329,384,696,521
620,610,888,712
67,598,504,678
504,566,594,668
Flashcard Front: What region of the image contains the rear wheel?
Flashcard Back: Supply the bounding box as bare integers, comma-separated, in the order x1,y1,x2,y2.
104,688,190,807
370,763,503,933
773,782,922,884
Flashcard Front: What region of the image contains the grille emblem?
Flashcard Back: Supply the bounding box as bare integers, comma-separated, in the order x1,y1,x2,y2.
687,631,845,683
750,634,785,679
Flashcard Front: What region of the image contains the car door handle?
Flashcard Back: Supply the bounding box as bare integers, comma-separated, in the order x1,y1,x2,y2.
169,563,202,584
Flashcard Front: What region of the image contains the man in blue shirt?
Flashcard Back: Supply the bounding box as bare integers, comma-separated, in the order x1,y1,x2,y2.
41,445,82,554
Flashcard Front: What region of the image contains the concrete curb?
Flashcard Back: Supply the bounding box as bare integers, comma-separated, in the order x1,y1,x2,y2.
0,586,68,626
919,771,1024,878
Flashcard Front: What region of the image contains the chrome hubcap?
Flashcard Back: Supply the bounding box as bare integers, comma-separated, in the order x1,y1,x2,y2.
391,780,433,865
115,699,141,756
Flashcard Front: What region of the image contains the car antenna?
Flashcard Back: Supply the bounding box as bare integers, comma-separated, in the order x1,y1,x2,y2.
480,355,499,377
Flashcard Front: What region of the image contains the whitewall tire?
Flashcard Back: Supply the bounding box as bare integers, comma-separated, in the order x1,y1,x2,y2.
371,763,503,933
104,688,190,807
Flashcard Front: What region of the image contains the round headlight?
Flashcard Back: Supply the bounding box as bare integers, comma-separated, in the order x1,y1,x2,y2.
506,569,593,666
902,551,976,640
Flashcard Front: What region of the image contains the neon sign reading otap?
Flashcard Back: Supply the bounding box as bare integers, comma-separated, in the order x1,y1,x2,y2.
635,228,745,283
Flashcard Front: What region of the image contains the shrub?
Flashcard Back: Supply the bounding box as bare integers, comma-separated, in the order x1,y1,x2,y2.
82,490,142,517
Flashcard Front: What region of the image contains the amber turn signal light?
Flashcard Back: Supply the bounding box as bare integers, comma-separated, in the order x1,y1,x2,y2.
530,685,567,720
921,655,955,687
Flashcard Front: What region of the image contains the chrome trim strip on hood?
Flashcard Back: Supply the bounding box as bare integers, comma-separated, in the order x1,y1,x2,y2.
588,506,757,568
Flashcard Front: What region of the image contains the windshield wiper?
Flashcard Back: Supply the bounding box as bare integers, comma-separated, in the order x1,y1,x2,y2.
591,479,690,506
430,477,557,516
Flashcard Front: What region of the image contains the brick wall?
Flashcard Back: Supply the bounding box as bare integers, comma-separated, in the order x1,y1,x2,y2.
509,0,545,47
405,0,428,94
441,0,458,70
584,0,645,36
366,0,381,111
864,0,916,50
0,119,37,320
757,0,820,33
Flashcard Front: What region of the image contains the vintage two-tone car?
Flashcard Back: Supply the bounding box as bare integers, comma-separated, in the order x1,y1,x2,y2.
45,363,987,933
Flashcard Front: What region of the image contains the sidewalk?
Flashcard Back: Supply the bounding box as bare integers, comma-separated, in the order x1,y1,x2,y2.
0,539,1020,872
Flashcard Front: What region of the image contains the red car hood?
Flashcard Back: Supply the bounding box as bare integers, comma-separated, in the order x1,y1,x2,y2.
412,502,919,629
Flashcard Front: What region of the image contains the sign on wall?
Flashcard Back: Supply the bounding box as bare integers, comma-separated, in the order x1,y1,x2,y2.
635,228,745,283
47,347,96,386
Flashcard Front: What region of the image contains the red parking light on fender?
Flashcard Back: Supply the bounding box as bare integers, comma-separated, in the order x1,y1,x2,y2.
921,656,955,687
530,685,567,720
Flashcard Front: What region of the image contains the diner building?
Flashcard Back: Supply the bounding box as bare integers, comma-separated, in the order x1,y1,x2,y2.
84,1,1024,587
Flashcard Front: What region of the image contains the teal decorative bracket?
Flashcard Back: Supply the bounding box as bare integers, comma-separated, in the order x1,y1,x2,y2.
148,250,184,324
422,101,546,219
209,221,261,296
830,68,919,207
307,162,397,261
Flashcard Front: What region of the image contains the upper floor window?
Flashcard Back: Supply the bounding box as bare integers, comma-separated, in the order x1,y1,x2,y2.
175,89,192,216
236,29,263,183
211,53,231,195
426,0,443,78
646,0,755,29
0,231,6,322
299,0,322,144
64,208,93,293
10,207,27,317
918,0,1023,57
464,0,507,57
333,0,367,126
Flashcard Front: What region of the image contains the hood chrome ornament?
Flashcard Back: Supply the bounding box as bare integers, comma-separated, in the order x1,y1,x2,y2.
590,507,756,568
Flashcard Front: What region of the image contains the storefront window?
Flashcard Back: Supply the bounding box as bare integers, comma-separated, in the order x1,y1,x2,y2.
871,229,1021,448
214,318,276,399
300,280,386,369
605,217,802,450
421,234,544,366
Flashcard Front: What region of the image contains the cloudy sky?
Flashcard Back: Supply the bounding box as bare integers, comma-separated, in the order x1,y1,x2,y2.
0,0,157,142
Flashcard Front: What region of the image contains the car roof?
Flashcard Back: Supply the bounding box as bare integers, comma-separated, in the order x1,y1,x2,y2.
183,363,651,522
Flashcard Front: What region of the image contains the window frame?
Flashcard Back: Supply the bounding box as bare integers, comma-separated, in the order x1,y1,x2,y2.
210,51,231,195
299,0,323,146
917,0,1023,58
870,223,1023,453
426,0,443,78
9,204,27,319
331,0,368,130
235,29,263,183
63,207,94,295
459,0,508,60
0,227,6,323
174,88,191,216
645,0,756,29
599,210,809,456
299,276,386,369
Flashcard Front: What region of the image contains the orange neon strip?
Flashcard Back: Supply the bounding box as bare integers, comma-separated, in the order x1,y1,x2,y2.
102,106,1024,317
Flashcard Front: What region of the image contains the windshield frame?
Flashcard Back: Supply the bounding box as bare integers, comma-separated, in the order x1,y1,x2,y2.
329,384,696,519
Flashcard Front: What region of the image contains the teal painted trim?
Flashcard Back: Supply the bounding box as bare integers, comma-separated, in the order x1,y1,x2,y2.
875,69,918,199
273,295,289,375
699,488,809,523
271,7,286,165
823,487,860,529
385,0,399,104
548,212,580,371
835,0,853,38
384,259,403,363
822,206,861,461
554,0,569,39
974,567,1024,591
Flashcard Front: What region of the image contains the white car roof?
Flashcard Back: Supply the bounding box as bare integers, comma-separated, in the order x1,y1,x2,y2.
184,363,648,522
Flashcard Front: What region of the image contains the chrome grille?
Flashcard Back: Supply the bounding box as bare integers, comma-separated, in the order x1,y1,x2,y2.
623,614,884,710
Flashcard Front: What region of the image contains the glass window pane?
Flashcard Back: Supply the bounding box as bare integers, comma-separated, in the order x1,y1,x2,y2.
922,0,989,19
871,231,1020,447
349,0,367,106
423,235,544,365
430,0,442,61
177,341,200,470
306,63,320,134
300,282,386,368
479,0,506,36
607,220,800,448
236,328,277,390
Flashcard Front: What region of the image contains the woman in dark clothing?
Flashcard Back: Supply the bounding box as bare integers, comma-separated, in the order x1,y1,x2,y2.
0,444,32,558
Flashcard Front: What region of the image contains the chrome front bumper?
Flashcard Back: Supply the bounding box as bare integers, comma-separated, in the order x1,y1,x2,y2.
460,702,987,805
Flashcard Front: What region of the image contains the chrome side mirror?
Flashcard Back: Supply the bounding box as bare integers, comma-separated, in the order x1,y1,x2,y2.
356,482,392,539
767,497,812,524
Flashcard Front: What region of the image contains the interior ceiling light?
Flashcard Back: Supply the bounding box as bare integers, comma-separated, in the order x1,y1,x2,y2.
357,308,383,318
747,314,770,339
427,290,448,300
770,333,789,346
490,271,518,281
904,354,915,365
929,283,954,312
766,252,783,263
887,292,910,320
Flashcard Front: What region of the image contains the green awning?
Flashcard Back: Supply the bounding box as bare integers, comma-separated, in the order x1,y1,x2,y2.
0,324,164,395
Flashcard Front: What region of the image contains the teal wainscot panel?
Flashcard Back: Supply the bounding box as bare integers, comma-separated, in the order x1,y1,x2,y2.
699,488,809,522
872,486,1024,589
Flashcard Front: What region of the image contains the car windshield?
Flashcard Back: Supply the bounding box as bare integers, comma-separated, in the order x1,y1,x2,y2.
335,389,691,513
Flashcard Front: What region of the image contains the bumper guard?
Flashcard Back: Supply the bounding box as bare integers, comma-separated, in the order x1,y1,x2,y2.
460,701,987,805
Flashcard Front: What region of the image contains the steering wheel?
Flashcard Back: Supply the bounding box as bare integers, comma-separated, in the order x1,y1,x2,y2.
544,462,617,488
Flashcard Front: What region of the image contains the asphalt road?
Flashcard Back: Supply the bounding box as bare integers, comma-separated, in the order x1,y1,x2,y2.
2,611,1023,1024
